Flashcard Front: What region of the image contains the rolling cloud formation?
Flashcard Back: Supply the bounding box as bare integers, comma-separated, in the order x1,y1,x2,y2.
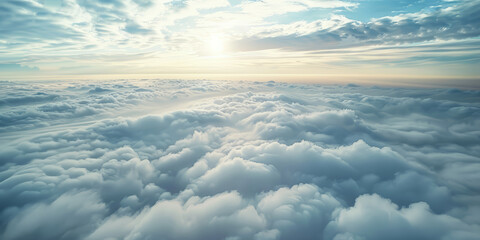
1,80,479,239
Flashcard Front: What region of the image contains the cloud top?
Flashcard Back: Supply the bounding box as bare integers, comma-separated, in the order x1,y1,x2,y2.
1,79,479,239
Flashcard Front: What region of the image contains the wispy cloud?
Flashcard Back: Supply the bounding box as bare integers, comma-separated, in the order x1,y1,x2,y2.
0,0,479,81
231,1,480,51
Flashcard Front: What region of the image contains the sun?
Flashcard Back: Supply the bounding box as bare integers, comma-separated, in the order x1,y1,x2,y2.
208,35,224,55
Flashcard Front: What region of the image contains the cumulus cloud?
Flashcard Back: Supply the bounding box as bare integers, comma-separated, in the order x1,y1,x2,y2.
2,191,106,240
325,194,479,240
1,79,479,239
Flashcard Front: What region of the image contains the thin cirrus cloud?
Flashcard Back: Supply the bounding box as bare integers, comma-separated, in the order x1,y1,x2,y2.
0,79,479,239
1,0,480,81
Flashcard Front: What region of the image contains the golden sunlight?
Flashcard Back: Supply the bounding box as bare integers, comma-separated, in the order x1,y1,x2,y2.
208,35,224,55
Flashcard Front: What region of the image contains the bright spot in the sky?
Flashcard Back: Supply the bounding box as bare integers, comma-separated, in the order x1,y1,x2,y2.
209,35,224,55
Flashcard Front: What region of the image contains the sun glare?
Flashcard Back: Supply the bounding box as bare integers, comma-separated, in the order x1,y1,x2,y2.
209,35,224,55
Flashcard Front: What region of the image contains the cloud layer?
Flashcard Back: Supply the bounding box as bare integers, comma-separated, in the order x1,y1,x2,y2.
1,79,479,239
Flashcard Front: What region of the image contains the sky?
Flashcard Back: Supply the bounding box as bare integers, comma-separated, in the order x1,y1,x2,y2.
1,0,480,87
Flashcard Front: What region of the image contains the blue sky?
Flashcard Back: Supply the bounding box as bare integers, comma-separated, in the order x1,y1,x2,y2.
1,0,479,86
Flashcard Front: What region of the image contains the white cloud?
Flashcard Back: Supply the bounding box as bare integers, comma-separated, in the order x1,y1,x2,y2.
325,194,478,240
1,79,479,239
239,0,357,17
230,1,480,52
2,0,479,76
2,191,106,240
